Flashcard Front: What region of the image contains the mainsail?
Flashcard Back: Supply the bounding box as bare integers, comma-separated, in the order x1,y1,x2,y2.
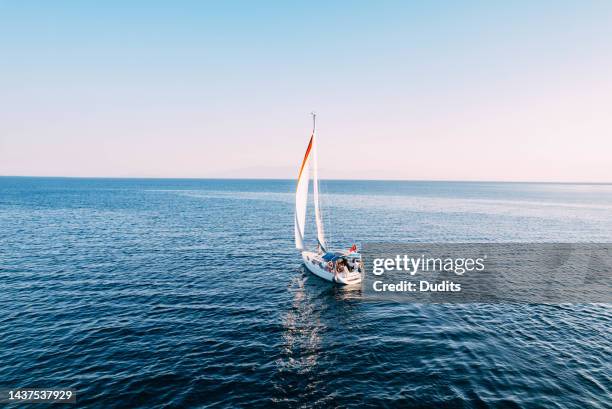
311,115,326,251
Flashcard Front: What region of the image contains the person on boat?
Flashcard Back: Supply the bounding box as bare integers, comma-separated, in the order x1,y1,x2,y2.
331,261,337,278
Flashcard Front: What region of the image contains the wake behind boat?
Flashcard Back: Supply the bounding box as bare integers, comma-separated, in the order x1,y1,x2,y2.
294,113,363,285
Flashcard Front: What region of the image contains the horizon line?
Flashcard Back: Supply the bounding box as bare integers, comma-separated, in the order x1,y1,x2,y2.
1,175,611,185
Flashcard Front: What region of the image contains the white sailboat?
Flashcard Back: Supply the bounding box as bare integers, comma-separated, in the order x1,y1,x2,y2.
295,113,363,285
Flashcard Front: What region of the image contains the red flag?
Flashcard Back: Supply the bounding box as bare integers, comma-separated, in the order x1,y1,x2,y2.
349,244,357,253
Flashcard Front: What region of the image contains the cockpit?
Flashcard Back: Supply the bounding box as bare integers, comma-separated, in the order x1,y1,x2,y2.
321,252,363,274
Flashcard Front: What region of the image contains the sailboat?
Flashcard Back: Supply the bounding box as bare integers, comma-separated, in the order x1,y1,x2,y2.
294,113,363,285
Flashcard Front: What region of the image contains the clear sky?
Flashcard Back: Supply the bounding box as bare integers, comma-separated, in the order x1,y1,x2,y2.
1,1,611,182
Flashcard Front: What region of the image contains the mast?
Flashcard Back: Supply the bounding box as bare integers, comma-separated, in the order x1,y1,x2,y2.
311,112,327,252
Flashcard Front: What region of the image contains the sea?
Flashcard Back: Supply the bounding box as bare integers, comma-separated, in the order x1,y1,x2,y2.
0,177,610,408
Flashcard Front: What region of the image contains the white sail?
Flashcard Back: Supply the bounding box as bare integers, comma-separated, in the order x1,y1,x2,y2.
295,135,312,250
311,117,326,251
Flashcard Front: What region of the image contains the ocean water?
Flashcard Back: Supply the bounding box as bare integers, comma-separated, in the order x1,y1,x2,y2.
0,177,610,408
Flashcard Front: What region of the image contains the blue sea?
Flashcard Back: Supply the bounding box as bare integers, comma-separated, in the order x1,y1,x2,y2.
0,177,610,408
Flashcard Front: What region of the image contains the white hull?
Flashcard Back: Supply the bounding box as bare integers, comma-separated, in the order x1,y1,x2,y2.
302,251,362,285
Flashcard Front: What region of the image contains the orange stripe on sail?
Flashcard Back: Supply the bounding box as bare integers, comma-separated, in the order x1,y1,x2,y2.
297,134,314,184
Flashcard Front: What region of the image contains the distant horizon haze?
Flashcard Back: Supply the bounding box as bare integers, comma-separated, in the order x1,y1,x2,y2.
1,174,611,185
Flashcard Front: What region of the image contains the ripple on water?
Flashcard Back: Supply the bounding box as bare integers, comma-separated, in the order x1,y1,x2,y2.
0,178,610,408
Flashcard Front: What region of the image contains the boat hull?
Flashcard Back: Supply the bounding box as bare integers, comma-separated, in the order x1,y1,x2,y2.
302,251,362,285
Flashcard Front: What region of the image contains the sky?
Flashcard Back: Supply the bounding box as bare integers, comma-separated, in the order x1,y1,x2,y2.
1,1,611,182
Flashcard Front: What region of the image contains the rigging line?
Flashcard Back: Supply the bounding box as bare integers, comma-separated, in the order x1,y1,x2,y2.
319,175,327,251
321,176,332,250
316,136,331,250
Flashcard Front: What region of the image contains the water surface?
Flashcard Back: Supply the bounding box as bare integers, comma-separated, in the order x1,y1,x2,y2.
0,177,610,408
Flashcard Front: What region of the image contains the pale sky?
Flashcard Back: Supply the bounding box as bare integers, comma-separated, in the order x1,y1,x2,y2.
1,1,611,182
